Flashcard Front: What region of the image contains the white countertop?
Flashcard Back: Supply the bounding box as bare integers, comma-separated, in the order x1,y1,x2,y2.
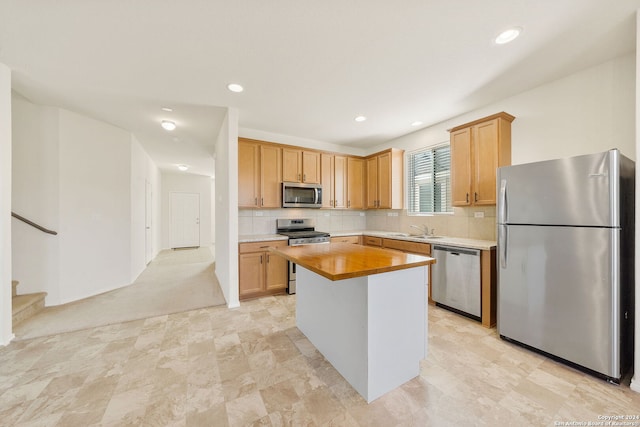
238,234,288,243
239,230,496,250
332,230,496,250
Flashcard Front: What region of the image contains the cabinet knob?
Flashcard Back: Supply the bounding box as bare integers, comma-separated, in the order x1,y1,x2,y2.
466,193,469,203
303,174,306,182
261,197,264,206
255,197,258,206
474,192,478,202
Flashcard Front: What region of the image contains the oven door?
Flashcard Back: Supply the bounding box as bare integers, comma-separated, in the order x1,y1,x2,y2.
287,240,329,294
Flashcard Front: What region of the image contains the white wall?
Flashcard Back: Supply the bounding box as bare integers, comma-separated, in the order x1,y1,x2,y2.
58,109,133,303
161,172,212,249
11,94,61,302
130,136,161,280
380,53,636,163
216,108,239,308
0,63,13,345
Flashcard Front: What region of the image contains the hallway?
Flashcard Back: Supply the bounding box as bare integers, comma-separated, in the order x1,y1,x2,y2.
13,246,226,340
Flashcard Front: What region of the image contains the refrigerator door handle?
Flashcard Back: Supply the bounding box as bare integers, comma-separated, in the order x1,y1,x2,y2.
499,179,508,223
499,224,508,269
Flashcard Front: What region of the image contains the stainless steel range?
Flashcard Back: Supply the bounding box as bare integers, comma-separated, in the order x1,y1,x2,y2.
277,218,330,294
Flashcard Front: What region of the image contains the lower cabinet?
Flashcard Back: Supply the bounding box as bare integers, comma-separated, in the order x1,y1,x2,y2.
363,236,383,247
331,235,362,244
382,238,433,304
239,240,288,300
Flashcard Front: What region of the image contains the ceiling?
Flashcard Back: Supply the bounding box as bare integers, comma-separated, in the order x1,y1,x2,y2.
0,1,639,177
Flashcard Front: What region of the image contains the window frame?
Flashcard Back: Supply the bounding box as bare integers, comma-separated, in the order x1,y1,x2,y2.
405,142,453,216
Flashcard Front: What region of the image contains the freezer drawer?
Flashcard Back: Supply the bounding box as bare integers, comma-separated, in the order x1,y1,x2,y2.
431,245,481,318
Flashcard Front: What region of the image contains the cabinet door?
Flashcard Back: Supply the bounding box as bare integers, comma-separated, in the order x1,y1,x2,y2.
366,156,378,209
450,127,472,206
265,252,288,291
282,148,302,182
321,153,334,208
473,119,499,205
347,157,365,209
238,140,260,207
302,151,321,183
260,145,282,208
377,152,392,209
334,155,348,208
239,252,264,296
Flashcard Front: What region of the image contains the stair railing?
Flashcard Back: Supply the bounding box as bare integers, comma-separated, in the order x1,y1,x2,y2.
11,212,58,235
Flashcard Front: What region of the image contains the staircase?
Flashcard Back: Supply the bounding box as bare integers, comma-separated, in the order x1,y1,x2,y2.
12,281,47,325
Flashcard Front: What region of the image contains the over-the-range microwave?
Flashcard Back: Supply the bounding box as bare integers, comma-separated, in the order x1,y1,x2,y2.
282,182,323,208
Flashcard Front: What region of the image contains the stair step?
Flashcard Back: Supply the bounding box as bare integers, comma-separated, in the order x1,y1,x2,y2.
12,292,47,325
12,280,18,297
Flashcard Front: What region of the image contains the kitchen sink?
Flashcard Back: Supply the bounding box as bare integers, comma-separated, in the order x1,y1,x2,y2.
413,235,443,240
387,232,410,237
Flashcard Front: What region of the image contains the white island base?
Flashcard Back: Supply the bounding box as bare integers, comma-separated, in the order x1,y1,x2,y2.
296,265,428,403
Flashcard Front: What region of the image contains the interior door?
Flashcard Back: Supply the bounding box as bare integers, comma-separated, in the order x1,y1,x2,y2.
170,192,200,248
145,180,153,263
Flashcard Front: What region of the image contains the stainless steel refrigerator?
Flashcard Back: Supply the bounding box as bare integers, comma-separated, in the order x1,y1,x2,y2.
497,149,634,383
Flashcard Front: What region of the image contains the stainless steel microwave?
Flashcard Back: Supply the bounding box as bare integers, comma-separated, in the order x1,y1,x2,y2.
282,182,323,208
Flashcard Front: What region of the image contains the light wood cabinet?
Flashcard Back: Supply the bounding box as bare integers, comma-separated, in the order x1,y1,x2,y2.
321,153,347,208
363,236,382,247
347,157,365,209
366,149,404,209
238,138,282,208
331,235,361,244
239,240,288,299
381,238,433,304
449,112,514,206
238,140,260,208
283,148,321,184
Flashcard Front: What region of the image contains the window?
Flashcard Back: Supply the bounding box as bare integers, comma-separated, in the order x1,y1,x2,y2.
407,144,452,214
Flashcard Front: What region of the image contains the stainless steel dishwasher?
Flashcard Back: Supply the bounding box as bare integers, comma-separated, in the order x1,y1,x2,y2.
431,245,481,320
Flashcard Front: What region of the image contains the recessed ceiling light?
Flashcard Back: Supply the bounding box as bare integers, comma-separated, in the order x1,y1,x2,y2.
161,120,176,131
411,121,423,127
495,27,522,45
354,115,367,122
161,107,173,112
227,83,244,93
177,164,189,171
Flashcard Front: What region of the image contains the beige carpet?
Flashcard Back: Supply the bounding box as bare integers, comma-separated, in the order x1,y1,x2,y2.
13,246,226,340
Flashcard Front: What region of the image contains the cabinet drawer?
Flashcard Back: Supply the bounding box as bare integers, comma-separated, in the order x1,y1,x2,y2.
383,239,431,255
239,239,288,254
331,235,361,244
363,236,382,247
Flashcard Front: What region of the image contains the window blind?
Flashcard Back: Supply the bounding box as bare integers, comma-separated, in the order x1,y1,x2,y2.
407,144,452,214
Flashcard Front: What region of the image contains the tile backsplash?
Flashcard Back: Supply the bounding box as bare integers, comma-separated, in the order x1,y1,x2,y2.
365,206,497,241
239,209,367,235
239,206,497,241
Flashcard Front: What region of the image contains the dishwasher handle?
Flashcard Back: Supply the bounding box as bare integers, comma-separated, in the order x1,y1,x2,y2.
433,245,479,257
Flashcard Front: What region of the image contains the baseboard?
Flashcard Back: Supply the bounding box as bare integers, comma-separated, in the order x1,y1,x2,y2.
631,376,640,393
0,332,15,347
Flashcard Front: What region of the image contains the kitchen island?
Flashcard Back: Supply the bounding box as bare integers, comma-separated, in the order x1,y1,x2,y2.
271,242,435,403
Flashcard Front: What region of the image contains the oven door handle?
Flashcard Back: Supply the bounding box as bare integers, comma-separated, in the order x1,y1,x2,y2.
314,188,319,205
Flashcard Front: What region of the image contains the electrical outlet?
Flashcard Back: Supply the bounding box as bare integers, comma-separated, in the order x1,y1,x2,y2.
392,212,399,217
324,212,331,217
474,212,484,218
387,212,393,217
255,211,263,217
360,212,365,216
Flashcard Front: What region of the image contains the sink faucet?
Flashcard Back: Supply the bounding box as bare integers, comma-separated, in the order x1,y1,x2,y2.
410,224,435,236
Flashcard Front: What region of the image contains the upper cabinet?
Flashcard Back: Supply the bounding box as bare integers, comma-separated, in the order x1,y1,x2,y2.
238,138,282,208
282,148,321,184
347,157,365,209
365,149,404,209
449,112,514,206
321,153,347,209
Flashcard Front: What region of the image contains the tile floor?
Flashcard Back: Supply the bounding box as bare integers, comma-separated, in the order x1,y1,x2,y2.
1,295,639,426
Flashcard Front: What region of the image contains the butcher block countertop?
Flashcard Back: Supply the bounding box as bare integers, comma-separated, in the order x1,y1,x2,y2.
270,242,435,281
